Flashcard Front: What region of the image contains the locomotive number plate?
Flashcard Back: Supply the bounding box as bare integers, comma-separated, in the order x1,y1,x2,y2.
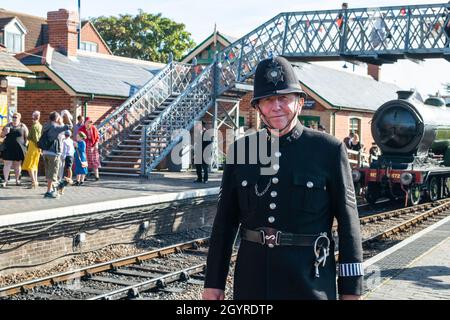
390,173,401,179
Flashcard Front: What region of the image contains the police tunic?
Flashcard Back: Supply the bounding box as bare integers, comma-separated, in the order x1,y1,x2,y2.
204,123,364,299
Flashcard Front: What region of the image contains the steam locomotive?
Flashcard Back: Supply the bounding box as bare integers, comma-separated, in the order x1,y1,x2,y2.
353,91,450,206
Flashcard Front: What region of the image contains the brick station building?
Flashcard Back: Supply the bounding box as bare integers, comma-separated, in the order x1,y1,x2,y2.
0,8,164,128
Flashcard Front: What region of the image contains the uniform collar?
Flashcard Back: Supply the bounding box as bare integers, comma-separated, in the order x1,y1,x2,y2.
284,122,303,143
267,122,304,146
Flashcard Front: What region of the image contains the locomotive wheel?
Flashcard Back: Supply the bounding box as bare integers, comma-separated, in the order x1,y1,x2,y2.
444,177,450,197
366,183,380,205
427,177,439,201
409,185,421,206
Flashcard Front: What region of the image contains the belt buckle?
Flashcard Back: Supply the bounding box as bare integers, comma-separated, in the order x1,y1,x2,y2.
260,229,281,248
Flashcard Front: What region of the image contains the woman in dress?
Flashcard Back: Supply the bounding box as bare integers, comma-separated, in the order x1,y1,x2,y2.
22,111,42,189
74,132,88,186
1,112,28,187
79,117,100,181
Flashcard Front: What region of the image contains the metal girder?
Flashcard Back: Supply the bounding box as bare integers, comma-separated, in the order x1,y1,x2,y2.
98,62,193,163
139,3,450,176
210,99,240,171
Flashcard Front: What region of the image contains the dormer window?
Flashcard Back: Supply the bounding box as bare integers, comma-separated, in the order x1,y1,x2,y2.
1,17,27,54
80,41,98,52
6,32,23,53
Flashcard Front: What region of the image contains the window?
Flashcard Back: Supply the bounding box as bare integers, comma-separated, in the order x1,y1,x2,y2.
5,32,23,53
299,115,320,129
239,116,245,127
80,41,98,53
349,117,361,136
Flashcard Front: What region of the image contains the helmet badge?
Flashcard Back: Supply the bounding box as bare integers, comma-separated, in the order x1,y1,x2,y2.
265,60,284,86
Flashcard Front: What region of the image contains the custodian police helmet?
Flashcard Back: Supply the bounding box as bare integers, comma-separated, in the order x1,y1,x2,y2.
251,56,306,107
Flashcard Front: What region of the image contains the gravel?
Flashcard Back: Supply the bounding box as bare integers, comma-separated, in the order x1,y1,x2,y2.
0,227,211,289
3,208,449,300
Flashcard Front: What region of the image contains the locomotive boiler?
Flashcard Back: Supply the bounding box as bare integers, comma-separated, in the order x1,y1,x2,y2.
354,91,450,206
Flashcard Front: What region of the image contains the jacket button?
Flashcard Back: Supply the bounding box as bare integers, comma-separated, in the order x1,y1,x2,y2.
272,177,279,184
241,180,248,187
273,164,280,171
268,244,275,248
307,181,314,188
275,151,282,158
271,191,278,198
270,203,277,210
268,216,275,223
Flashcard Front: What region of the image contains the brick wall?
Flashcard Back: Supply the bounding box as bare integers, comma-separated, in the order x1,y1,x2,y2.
47,9,79,57
82,97,124,125
18,87,124,128
239,93,259,130
17,89,73,128
334,110,374,151
367,64,380,81
80,23,111,55
0,196,218,275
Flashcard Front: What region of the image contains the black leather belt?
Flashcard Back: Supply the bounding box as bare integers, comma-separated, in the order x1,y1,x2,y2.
241,227,321,248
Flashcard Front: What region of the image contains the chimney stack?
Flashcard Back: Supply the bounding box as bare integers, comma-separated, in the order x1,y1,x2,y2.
367,64,380,81
47,9,79,57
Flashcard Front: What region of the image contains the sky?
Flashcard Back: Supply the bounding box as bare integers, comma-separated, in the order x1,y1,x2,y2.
2,0,450,96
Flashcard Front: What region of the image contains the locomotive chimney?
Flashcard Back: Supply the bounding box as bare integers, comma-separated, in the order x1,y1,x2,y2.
397,90,415,100
397,90,424,102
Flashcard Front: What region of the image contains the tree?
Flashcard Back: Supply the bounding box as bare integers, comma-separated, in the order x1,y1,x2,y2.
90,10,195,63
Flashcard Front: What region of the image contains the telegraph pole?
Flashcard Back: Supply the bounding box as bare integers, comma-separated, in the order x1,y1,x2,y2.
77,0,81,49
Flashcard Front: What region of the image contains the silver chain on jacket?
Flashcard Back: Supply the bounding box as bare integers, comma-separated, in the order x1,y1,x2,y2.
255,181,272,197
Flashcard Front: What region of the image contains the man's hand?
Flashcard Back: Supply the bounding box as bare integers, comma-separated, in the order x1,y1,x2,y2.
340,295,362,300
202,288,225,300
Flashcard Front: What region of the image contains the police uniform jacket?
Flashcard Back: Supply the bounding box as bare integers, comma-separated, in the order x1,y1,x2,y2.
204,123,364,299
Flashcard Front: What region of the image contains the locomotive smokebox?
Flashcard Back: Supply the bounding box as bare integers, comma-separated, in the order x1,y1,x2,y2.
372,91,450,157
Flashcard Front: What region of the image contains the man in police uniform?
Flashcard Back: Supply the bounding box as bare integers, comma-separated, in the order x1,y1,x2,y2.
202,56,363,300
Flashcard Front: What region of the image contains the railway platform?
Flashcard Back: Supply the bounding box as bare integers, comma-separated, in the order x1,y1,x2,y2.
0,171,222,274
0,171,222,226
364,215,450,300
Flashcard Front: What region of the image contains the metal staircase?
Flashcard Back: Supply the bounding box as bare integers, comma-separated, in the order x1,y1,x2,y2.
140,2,450,177
98,61,194,177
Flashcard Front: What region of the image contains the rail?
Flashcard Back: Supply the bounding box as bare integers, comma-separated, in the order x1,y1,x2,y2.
97,62,193,161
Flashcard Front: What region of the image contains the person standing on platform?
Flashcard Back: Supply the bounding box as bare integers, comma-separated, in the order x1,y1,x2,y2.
61,130,75,182
41,111,73,198
22,111,42,189
79,118,101,181
1,112,28,187
203,56,363,300
73,115,84,141
74,132,88,186
194,121,212,184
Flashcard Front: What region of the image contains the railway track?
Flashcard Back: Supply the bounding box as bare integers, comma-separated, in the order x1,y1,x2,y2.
0,238,210,300
2,200,450,300
362,199,450,243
